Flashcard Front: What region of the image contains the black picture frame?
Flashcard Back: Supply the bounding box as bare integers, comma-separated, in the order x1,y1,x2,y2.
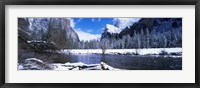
0,0,199,88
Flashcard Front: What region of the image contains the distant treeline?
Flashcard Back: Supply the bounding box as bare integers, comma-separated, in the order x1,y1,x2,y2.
77,27,182,49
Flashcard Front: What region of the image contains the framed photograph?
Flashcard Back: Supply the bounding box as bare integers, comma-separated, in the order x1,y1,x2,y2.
0,0,199,88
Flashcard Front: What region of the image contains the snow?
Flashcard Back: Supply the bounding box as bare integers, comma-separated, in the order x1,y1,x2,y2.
100,62,120,70
68,18,75,28
18,59,119,70
105,24,121,33
63,62,86,66
18,57,120,70
49,63,71,70
18,64,24,70
27,40,47,43
25,58,44,63
113,18,141,30
104,18,141,34
60,48,182,56
18,27,31,36
50,62,120,70
18,58,52,70
138,48,181,55
28,18,50,31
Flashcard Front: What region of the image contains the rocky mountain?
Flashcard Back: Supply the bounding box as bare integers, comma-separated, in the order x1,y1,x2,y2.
120,18,182,37
18,18,79,41
47,18,79,42
101,18,140,40
101,18,182,40
101,24,121,39
18,18,80,49
29,18,50,32
114,18,141,30
18,18,33,40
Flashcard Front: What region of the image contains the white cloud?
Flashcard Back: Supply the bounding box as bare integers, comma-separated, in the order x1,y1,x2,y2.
98,18,101,22
69,18,75,28
77,18,83,22
113,18,141,29
91,18,95,22
91,18,101,22
86,29,93,33
74,28,101,41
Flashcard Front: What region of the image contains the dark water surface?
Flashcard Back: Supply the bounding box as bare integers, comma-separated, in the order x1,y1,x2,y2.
18,51,182,70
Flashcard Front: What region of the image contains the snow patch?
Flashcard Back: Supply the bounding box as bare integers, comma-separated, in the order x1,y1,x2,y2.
105,24,121,33
66,18,75,28
18,27,31,36
113,18,141,30
60,48,182,56
18,64,24,70
50,62,120,70
28,18,50,31
104,18,141,34
18,58,120,70
25,58,44,63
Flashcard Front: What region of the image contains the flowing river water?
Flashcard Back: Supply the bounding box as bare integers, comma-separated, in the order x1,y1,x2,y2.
18,51,182,70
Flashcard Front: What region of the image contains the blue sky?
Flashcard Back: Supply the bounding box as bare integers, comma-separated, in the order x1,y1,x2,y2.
73,18,114,34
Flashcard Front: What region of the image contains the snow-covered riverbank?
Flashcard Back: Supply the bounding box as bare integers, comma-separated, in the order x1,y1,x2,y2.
59,48,182,56
18,58,120,70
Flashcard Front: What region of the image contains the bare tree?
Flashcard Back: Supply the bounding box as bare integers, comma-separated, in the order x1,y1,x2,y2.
100,45,106,55
100,39,108,54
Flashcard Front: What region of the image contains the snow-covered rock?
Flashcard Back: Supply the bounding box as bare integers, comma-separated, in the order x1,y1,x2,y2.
114,18,141,30
101,18,141,40
105,24,121,34
18,64,24,70
25,58,44,63
18,58,52,70
100,62,120,70
18,58,120,70
103,18,141,34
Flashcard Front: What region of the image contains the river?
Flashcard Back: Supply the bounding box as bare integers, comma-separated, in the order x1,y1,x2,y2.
18,51,182,70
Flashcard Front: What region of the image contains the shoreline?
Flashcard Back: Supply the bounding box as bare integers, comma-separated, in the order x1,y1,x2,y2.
57,48,182,56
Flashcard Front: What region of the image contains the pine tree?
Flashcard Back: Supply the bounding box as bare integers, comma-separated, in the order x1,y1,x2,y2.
145,28,150,48
140,29,145,48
